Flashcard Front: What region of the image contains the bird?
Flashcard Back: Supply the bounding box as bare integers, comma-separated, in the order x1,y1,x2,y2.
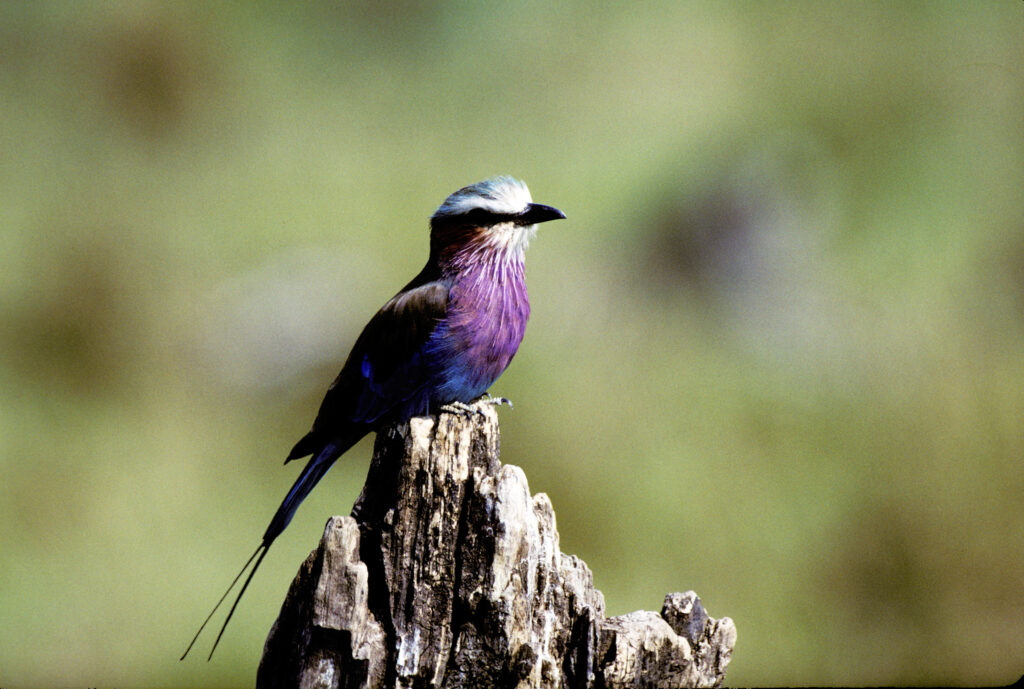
181,176,565,660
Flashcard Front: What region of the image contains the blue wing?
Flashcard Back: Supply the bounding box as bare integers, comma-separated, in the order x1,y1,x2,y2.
286,265,450,461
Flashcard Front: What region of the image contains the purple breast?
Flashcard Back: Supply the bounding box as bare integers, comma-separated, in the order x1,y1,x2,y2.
439,255,530,398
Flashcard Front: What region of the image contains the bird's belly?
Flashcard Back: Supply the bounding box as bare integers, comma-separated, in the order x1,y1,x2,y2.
425,300,528,405
425,322,519,403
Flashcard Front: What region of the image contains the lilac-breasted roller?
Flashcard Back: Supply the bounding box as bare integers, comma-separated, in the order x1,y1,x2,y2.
182,176,565,660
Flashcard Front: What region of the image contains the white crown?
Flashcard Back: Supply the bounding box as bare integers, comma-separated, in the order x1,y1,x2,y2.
432,176,533,220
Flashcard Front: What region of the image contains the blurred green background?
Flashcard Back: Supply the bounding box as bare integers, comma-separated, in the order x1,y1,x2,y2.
2,1,1022,686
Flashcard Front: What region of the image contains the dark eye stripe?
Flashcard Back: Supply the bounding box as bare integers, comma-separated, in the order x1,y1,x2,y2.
467,207,513,224
436,207,516,227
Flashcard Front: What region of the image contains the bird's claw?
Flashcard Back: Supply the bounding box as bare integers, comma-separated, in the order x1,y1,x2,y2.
439,400,484,419
439,396,513,420
483,395,513,410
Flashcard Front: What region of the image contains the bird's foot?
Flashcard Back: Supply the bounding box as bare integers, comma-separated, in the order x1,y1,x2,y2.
439,400,484,419
439,396,513,420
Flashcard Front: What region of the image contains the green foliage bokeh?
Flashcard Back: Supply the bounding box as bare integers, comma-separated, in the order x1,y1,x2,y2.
1,2,1022,686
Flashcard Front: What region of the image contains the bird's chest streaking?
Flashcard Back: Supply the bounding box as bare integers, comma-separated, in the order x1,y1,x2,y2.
425,254,529,405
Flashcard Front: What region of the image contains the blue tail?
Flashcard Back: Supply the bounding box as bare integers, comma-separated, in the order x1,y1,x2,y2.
181,433,362,661
262,438,350,545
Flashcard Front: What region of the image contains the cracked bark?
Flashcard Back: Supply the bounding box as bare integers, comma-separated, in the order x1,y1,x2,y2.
257,400,736,688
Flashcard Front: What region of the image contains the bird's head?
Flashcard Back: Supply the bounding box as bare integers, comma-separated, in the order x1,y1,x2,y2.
429,176,566,266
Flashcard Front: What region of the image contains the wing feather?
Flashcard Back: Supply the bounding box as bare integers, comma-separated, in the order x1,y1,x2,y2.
287,267,449,460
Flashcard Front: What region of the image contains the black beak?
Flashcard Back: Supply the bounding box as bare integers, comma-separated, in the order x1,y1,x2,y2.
516,203,567,226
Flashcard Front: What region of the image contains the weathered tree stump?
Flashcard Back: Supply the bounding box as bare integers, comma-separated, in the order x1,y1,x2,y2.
257,401,735,688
